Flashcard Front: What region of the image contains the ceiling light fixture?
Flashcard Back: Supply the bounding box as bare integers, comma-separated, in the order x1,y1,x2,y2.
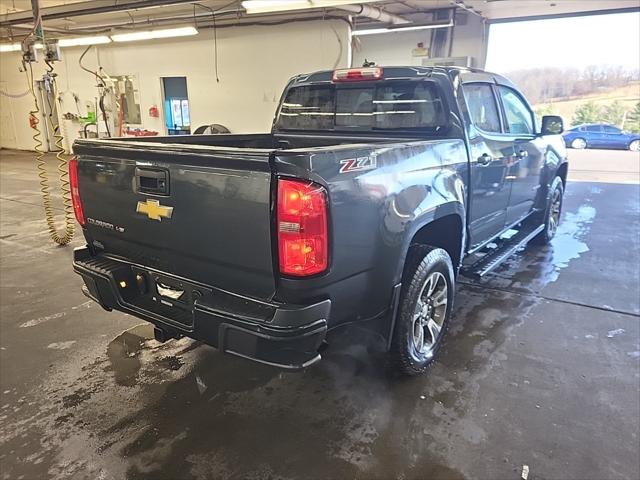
111,26,198,42
352,21,454,36
58,36,112,47
241,0,378,15
0,43,21,52
0,28,197,54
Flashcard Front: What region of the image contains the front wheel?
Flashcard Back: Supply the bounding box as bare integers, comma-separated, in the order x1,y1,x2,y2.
390,246,455,376
533,177,564,245
629,140,640,152
571,138,587,149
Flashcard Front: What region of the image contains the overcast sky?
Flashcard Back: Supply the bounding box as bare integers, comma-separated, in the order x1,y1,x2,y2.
485,11,640,73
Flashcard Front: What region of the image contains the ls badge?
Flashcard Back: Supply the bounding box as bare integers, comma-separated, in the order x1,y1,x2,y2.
136,199,173,221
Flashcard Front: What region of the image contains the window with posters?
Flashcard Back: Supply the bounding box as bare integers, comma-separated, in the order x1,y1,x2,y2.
161,77,191,135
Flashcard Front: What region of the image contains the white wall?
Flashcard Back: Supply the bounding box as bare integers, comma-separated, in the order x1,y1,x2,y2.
352,30,431,67
0,20,349,151
450,13,488,66
352,13,487,69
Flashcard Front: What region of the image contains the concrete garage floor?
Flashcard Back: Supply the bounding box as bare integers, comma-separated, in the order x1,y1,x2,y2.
0,148,639,480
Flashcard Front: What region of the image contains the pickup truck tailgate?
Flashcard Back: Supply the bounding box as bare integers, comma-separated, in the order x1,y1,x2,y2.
74,140,276,300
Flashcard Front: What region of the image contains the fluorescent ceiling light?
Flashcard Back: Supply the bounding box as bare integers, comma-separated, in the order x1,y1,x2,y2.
242,0,378,15
352,21,454,36
58,36,111,47
0,43,21,52
242,0,307,13
0,42,43,52
111,26,198,42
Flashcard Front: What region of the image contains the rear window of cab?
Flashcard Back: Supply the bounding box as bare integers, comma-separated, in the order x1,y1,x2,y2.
275,80,448,133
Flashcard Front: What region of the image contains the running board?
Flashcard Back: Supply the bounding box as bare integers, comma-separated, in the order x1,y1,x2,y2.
461,224,545,278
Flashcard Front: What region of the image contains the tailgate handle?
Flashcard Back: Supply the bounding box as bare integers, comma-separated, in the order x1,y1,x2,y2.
135,167,169,195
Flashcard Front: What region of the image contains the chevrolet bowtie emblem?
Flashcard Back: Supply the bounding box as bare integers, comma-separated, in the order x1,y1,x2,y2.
136,199,173,221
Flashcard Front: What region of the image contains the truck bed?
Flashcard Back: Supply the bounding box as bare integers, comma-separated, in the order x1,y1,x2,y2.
72,133,417,302
111,132,410,150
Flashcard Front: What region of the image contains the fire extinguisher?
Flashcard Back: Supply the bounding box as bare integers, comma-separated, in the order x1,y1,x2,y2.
148,105,159,118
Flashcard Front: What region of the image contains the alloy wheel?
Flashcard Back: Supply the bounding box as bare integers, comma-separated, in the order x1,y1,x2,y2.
548,187,562,237
411,271,448,359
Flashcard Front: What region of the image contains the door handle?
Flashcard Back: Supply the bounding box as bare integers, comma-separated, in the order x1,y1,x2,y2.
477,153,492,166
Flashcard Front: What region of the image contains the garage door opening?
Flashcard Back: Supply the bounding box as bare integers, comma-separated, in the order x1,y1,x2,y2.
485,12,640,134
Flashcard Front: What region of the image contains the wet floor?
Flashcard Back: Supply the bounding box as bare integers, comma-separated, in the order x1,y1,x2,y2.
1,149,639,479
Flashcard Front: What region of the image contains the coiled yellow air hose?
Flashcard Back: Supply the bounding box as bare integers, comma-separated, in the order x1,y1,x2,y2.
26,63,75,246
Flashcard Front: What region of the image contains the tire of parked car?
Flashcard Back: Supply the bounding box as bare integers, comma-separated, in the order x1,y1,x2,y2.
629,140,640,152
390,245,455,376
571,138,587,149
533,176,564,245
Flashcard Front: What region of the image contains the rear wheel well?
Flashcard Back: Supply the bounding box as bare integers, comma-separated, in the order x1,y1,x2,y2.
410,215,463,271
556,163,568,188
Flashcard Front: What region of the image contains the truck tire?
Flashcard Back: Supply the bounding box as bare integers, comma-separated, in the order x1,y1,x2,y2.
390,245,455,376
533,176,564,245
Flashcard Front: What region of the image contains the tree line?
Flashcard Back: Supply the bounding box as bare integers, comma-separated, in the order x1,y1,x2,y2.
572,101,640,132
535,101,640,132
506,65,639,104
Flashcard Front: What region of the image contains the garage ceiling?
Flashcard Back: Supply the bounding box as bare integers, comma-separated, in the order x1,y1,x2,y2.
0,0,638,39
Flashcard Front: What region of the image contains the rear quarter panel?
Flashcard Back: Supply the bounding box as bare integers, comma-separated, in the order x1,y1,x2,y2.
274,139,468,328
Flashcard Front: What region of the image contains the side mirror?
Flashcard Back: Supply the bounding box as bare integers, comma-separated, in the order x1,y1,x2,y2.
541,115,564,135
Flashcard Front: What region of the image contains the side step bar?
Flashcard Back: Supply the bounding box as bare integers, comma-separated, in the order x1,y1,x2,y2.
461,224,545,278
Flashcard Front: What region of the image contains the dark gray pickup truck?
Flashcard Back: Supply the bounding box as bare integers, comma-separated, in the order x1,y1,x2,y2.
71,66,567,375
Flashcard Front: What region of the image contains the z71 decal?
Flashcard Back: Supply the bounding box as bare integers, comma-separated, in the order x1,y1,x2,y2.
339,154,377,174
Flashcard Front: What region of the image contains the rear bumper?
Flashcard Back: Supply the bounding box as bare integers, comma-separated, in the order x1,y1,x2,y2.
73,247,329,370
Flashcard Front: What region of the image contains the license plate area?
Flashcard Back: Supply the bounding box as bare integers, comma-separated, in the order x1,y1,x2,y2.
148,273,193,307
156,281,184,301
118,267,211,329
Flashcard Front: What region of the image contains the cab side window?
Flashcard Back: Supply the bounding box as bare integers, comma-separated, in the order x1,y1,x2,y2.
462,83,501,133
497,86,534,135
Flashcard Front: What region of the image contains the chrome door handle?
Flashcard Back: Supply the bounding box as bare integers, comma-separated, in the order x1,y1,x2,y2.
477,153,492,166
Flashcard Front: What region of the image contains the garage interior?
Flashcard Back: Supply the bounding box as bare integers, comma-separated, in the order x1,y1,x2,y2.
0,1,639,479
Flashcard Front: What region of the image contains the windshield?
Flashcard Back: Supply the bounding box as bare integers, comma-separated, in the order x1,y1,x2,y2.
275,80,447,132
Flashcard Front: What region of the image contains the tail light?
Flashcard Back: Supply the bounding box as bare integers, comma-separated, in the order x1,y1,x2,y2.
277,178,328,277
332,67,383,82
68,157,86,226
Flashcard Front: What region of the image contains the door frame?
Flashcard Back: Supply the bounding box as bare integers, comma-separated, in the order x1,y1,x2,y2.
159,76,191,135
460,81,514,250
491,83,541,226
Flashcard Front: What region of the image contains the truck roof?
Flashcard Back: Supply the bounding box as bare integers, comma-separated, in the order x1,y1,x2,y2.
289,65,518,91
